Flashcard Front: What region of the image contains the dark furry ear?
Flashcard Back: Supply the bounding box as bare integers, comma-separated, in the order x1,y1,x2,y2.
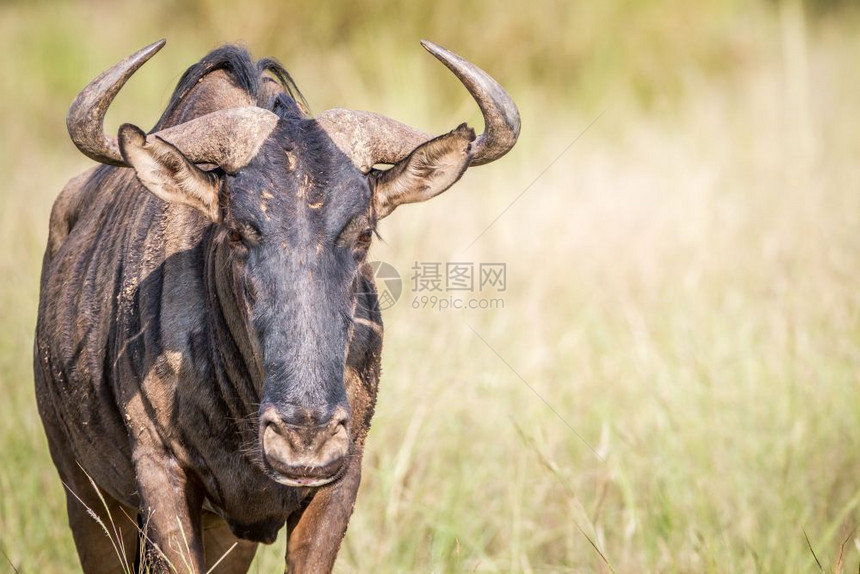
118,123,221,222
372,124,475,218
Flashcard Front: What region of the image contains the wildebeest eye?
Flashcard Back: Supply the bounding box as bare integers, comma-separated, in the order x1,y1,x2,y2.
227,223,261,248
356,229,373,250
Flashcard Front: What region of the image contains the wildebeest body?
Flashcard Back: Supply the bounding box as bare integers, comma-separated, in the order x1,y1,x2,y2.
35,40,518,572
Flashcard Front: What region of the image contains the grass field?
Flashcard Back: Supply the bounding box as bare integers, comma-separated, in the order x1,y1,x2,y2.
1,0,859,571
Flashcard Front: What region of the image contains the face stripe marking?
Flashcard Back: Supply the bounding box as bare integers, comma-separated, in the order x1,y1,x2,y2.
353,316,383,335
284,150,296,171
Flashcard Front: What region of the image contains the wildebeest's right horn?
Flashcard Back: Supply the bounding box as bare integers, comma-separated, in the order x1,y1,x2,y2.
67,40,279,172
316,41,520,173
67,40,166,166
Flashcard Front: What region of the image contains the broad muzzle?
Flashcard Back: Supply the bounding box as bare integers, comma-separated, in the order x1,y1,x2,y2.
259,403,350,487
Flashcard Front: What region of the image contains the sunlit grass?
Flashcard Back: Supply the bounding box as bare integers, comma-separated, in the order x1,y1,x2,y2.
1,0,859,572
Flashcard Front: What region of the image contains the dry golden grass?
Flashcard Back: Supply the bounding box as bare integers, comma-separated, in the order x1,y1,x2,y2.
1,0,859,572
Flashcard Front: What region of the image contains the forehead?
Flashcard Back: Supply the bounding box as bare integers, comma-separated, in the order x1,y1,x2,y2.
229,117,371,227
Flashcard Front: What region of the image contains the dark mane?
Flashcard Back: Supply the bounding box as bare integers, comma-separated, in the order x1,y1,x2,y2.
152,44,308,130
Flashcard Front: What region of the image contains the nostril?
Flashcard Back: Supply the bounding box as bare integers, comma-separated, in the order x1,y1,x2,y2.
259,404,284,429
262,420,292,463
263,420,282,440
330,408,349,434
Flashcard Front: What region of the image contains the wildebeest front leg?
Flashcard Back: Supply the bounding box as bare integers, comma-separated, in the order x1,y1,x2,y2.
133,448,206,572
61,465,140,573
285,450,364,573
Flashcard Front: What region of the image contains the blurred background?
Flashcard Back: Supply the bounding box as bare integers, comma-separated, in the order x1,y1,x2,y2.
1,0,859,571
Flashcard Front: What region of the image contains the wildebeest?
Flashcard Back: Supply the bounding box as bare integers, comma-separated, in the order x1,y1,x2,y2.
34,39,519,573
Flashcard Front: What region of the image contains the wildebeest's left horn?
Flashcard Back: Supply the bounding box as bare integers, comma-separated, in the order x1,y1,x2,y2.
315,40,520,173
420,41,520,166
67,40,279,172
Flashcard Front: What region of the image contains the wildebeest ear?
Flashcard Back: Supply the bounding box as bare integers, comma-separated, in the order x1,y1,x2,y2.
372,124,475,219
118,123,221,222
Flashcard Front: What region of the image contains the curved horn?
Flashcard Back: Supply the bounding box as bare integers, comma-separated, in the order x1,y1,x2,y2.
420,41,520,166
67,40,279,172
146,107,278,173
313,109,429,174
67,39,166,166
315,40,520,172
